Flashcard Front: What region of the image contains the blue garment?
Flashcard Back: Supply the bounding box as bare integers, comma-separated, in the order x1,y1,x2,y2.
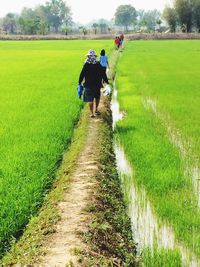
100,55,108,68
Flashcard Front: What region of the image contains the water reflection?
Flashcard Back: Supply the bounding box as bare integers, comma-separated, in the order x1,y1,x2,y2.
143,98,200,207
115,143,199,267
111,85,124,129
112,86,200,267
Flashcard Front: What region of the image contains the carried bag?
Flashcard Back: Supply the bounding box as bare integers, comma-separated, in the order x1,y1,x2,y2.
103,85,111,96
77,84,84,99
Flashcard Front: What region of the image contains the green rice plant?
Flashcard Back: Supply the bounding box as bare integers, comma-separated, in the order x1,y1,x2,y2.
115,40,200,258
0,40,113,256
117,40,200,163
142,247,182,267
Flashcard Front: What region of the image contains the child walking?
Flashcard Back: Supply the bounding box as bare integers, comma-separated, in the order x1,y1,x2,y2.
99,49,109,74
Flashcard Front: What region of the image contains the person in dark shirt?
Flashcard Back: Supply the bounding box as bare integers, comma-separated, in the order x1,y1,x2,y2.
78,49,109,118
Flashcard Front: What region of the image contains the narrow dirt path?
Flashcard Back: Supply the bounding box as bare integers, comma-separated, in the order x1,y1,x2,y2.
39,107,103,267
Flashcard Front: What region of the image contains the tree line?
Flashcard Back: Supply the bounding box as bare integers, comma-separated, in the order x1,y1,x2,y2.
0,1,200,35
114,1,200,33
114,6,162,32
0,2,163,35
163,0,200,32
0,0,72,35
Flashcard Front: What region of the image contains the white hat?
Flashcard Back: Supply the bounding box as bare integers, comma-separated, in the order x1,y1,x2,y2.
86,49,97,57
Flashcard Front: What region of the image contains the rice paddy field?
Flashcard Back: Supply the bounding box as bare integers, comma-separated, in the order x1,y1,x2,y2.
0,40,113,256
115,40,200,265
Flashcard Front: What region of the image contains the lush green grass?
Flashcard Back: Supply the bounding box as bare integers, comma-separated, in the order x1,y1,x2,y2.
1,106,90,266
142,247,182,267
118,40,200,160
0,40,113,256
116,40,200,259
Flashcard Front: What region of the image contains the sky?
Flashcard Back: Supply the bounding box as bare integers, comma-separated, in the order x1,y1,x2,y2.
0,0,170,23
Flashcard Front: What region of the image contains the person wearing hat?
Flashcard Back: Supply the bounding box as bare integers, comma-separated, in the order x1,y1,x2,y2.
78,49,109,118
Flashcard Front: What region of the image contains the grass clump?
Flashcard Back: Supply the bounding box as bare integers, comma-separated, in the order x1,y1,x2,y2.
142,247,182,267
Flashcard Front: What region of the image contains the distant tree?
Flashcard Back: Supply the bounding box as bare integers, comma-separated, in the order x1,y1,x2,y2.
136,9,161,32
137,9,146,30
163,6,178,32
139,9,161,32
108,27,112,33
192,0,200,32
114,4,137,32
79,26,87,35
18,8,40,34
98,19,108,33
0,18,3,33
174,0,193,32
137,9,145,23
34,5,49,35
45,0,72,33
99,22,107,33
2,13,18,34
156,19,162,31
92,23,98,34
62,26,71,35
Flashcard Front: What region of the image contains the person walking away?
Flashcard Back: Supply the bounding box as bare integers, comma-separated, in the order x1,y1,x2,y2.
118,36,123,48
117,36,122,49
120,33,124,44
99,49,109,74
78,49,109,118
114,36,119,49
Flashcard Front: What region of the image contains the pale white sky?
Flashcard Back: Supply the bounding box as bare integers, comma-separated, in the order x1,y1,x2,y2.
0,0,170,23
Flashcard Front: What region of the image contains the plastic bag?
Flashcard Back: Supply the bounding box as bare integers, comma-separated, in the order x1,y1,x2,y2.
103,85,111,96
77,84,84,99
